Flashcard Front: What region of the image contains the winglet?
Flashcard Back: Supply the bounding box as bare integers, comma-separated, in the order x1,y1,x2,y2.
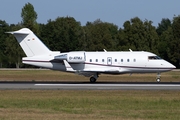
63,60,75,72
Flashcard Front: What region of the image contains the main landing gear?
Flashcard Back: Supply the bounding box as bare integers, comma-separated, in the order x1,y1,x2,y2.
156,73,161,82
90,77,96,83
90,73,99,83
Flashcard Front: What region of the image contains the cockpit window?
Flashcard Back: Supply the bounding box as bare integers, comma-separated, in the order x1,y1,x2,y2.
148,56,162,60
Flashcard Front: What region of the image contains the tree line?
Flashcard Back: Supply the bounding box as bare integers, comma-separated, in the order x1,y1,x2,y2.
1,3,180,68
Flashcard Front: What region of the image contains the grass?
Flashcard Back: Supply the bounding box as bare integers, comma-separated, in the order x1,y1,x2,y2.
0,70,180,82
0,70,180,119
0,90,180,120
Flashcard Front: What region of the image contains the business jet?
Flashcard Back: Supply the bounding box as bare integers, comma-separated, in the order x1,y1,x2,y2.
7,28,176,82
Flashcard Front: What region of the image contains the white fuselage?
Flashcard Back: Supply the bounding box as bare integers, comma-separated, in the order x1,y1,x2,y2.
22,51,176,75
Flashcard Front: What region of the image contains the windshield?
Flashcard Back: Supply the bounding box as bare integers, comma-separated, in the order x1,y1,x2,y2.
148,56,162,60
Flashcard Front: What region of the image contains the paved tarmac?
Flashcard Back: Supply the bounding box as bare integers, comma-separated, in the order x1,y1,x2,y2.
0,81,180,90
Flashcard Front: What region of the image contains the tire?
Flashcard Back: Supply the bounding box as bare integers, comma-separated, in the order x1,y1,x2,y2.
90,77,96,83
157,78,160,82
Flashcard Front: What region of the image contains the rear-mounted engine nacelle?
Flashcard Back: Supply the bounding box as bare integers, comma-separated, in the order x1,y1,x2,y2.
54,52,86,63
67,52,85,63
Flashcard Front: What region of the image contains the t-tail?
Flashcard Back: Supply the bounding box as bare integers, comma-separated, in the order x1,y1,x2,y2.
6,28,51,57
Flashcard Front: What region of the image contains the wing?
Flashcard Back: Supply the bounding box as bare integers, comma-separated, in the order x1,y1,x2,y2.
75,70,120,77
63,60,121,77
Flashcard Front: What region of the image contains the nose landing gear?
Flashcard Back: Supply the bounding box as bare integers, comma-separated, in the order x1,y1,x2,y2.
156,73,161,82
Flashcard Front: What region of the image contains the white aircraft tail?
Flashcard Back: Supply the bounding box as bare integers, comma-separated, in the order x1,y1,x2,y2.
7,28,51,57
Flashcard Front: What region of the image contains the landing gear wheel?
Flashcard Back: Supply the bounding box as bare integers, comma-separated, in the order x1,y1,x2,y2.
90,77,96,83
157,78,161,83
156,73,161,83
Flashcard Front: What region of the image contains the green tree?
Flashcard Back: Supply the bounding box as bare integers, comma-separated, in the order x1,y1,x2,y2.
159,26,173,61
21,2,39,35
5,24,25,68
82,19,118,51
0,20,10,67
156,18,171,36
157,18,172,61
117,17,159,54
40,17,82,52
116,28,129,51
169,15,180,67
158,15,180,68
143,19,159,54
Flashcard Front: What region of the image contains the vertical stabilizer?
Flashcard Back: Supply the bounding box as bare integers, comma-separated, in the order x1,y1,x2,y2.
7,28,51,57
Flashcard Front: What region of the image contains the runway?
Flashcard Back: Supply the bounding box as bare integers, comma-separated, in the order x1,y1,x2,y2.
0,81,180,90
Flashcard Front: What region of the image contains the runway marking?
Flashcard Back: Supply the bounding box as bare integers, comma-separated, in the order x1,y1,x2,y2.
35,84,180,87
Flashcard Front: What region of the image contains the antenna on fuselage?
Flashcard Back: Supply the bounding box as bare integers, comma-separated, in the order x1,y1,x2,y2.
129,49,133,52
103,49,107,52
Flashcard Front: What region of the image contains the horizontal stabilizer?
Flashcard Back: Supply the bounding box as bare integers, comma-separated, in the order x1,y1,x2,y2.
6,30,29,35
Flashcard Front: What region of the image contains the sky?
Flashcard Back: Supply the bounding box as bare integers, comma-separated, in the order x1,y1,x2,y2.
1,0,180,28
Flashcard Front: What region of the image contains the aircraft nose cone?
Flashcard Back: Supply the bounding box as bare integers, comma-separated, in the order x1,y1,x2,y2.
171,64,176,69
163,60,176,69
168,63,176,69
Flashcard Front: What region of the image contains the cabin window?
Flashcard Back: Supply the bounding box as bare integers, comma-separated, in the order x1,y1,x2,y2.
102,59,104,62
96,59,98,62
90,59,92,62
127,59,130,62
134,59,136,62
121,59,123,62
115,59,117,62
148,56,162,60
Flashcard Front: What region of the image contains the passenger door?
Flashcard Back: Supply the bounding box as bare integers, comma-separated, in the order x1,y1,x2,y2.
107,57,112,65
